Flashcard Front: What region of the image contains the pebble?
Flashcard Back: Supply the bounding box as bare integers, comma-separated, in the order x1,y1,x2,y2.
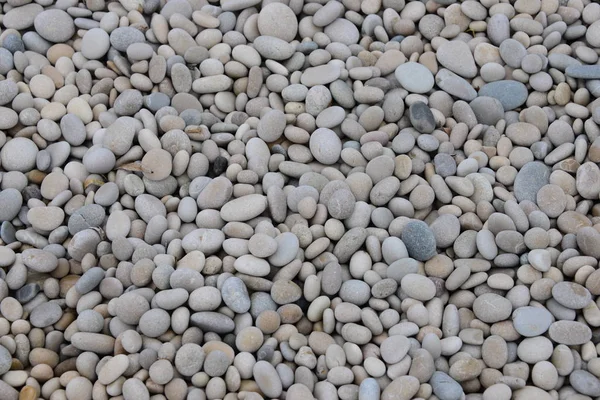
221,277,250,313
395,62,434,94
478,80,528,111
0,189,23,222
473,293,512,323
401,220,437,261
1,138,38,172
436,40,477,78
21,249,58,272
512,306,553,337
34,10,75,42
430,371,464,400
29,302,62,328
309,128,342,165
552,281,592,309
81,28,110,60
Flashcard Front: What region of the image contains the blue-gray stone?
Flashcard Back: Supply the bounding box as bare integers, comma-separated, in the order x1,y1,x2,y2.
249,292,278,319
478,80,528,111
144,92,170,113
531,141,550,160
570,370,600,397
1,222,16,244
401,220,437,262
548,53,581,71
0,189,22,222
586,80,600,97
2,34,24,53
435,69,477,101
0,345,10,375
75,267,105,295
180,109,202,126
409,102,435,134
430,371,463,400
221,276,250,313
15,283,40,304
359,377,380,400
513,161,551,202
68,204,106,235
297,41,318,54
433,153,456,177
0,79,18,107
0,48,14,75
512,306,553,337
566,65,600,79
469,96,504,125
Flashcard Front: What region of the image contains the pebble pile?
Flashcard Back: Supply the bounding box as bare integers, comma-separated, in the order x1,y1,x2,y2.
3,0,600,399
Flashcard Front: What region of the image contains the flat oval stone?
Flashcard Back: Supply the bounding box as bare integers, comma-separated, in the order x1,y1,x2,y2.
401,220,437,261
430,371,464,400
395,62,434,94
253,36,295,60
30,302,62,328
324,18,360,45
0,345,11,376
221,277,250,313
269,232,300,267
566,65,600,79
301,64,341,87
234,254,270,276
0,189,23,222
220,194,267,222
22,249,58,272
71,333,115,354
570,370,600,397
4,4,43,30
478,80,528,111
548,321,592,345
309,128,342,165
81,28,110,60
98,354,129,385
435,69,477,101
512,306,553,337
552,281,592,309
75,267,105,294
34,9,75,42
190,312,235,334
473,293,512,323
253,361,282,398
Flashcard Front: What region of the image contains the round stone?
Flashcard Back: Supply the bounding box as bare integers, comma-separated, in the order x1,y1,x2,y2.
34,10,75,42
401,220,437,261
473,293,512,323
81,28,110,60
512,306,553,337
257,109,286,142
257,3,297,42
395,62,434,94
324,18,360,45
221,277,250,313
1,137,38,172
552,281,592,309
309,128,342,165
30,302,62,328
0,189,22,222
